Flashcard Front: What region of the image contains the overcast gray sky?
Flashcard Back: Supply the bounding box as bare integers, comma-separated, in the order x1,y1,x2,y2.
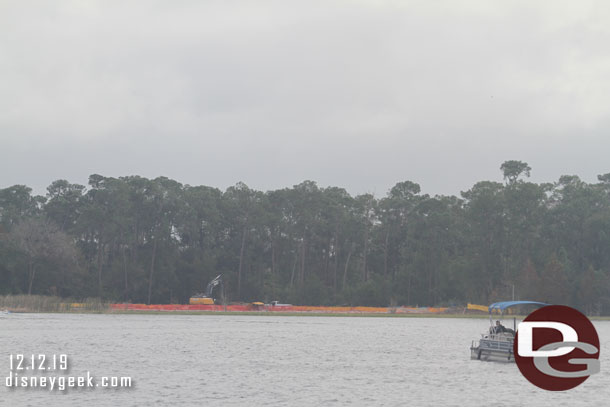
2,0,609,198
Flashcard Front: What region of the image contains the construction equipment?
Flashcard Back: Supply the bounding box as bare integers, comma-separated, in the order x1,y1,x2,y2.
189,274,223,305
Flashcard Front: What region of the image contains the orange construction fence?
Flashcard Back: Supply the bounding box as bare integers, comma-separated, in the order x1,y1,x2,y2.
110,303,448,313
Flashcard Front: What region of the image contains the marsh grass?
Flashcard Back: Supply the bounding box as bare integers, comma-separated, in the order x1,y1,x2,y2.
0,295,110,313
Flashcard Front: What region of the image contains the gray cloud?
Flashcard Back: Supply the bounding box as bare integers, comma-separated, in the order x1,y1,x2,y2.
2,0,610,197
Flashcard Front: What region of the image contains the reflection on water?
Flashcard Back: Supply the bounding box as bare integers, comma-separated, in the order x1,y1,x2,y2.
1,314,608,406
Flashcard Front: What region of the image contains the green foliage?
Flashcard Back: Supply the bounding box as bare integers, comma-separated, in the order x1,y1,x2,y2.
500,160,531,184
1,162,610,314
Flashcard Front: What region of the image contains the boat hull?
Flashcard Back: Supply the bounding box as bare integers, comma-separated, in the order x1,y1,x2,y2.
470,336,515,363
470,346,515,363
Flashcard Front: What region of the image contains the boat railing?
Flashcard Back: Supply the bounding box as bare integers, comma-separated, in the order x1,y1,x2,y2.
489,333,514,341
480,332,514,340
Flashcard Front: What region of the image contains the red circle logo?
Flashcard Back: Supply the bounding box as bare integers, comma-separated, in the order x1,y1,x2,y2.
514,305,600,391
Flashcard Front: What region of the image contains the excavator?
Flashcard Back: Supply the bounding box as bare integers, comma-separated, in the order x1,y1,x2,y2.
189,274,223,305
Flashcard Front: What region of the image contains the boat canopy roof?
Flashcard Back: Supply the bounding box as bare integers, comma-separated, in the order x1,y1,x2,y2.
488,301,548,313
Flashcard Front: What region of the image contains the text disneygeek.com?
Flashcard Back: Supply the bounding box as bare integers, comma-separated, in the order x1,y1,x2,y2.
4,354,132,391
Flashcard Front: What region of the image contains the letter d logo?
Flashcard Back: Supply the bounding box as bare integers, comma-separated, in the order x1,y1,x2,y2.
517,322,577,357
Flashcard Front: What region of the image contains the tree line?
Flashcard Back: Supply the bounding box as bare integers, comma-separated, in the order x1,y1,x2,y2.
1,161,609,314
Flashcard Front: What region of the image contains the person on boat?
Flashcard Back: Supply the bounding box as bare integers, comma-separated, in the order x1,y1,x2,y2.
490,320,507,334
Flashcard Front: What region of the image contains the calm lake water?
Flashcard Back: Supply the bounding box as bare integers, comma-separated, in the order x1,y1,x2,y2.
1,313,609,406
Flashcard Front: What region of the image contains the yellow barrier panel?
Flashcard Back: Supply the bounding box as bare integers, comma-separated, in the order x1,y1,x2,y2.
467,303,511,314
467,303,488,312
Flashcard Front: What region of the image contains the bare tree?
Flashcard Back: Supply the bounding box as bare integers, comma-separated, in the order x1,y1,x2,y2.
10,217,77,295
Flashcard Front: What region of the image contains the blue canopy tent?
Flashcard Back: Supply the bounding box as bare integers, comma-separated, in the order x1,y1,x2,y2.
487,301,549,331
488,301,548,314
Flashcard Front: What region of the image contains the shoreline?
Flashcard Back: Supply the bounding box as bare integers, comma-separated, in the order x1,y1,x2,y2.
0,309,496,318
4,309,610,320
